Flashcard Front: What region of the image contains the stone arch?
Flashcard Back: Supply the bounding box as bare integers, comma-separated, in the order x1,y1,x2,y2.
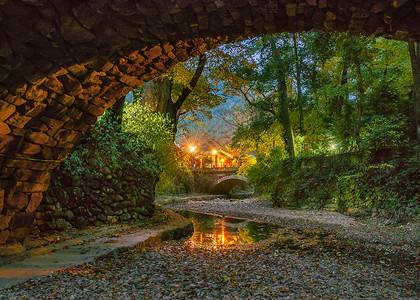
0,0,419,244
210,175,248,194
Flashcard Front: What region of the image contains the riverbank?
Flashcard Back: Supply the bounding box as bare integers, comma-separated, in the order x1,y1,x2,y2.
166,197,419,271
1,198,418,299
2,235,417,298
0,207,193,290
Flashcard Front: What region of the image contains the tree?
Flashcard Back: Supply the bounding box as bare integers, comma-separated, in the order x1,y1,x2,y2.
310,34,412,151
218,35,300,157
136,54,225,139
408,42,420,141
106,96,125,130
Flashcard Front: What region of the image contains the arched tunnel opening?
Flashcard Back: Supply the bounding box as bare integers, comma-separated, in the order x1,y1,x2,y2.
210,176,248,195
0,0,419,245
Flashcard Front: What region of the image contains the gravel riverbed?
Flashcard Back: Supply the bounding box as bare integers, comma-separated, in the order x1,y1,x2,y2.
1,198,418,299
167,197,419,250
1,241,418,299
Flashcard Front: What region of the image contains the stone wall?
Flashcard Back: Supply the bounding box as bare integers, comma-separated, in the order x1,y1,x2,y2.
34,158,157,232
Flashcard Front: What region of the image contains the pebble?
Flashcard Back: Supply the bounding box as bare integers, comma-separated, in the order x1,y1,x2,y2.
1,198,418,299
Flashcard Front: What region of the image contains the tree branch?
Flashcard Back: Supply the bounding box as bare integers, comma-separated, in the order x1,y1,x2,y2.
174,54,207,111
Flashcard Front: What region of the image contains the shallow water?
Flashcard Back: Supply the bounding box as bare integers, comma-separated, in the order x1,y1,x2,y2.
178,210,279,247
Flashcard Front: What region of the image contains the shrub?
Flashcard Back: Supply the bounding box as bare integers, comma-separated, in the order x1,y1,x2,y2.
61,104,173,192
248,147,419,221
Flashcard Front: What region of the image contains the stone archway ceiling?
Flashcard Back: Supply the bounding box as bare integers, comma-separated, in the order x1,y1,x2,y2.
211,175,248,194
0,0,419,244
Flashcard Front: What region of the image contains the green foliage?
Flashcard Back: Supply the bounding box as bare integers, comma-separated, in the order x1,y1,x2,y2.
360,114,409,151
248,150,419,221
123,103,194,194
337,153,419,221
228,32,418,222
237,155,257,177
155,147,194,196
123,102,173,153
62,104,173,190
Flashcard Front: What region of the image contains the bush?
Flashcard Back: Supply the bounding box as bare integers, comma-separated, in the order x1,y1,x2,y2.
248,148,419,221
61,104,173,192
360,114,409,151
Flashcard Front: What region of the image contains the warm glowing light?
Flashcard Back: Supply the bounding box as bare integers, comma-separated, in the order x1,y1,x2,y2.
212,150,217,155
331,144,337,150
221,159,225,162
221,219,225,244
189,146,196,153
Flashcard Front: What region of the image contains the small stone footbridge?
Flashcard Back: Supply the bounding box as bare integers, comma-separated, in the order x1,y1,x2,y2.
193,167,248,194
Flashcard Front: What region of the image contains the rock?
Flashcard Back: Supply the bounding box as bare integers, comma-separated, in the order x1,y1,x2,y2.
44,195,54,204
0,215,13,230
90,206,102,215
5,193,29,210
107,216,118,224
26,193,43,213
8,227,31,242
94,221,104,227
63,210,74,220
120,212,131,221
0,230,10,243
122,201,131,208
103,206,113,215
33,139,158,236
54,218,72,231
77,206,88,216
135,207,147,215
97,215,107,221
75,216,88,228
0,190,4,213
103,197,112,205
130,198,137,207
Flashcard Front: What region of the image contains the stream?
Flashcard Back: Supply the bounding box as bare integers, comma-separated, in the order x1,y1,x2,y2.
178,210,279,247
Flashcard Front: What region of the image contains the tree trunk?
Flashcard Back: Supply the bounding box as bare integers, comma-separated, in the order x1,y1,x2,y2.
408,42,420,141
141,76,178,137
269,37,296,157
292,33,304,134
278,95,296,157
339,60,352,151
336,61,348,117
140,54,207,139
107,95,126,130
354,59,365,148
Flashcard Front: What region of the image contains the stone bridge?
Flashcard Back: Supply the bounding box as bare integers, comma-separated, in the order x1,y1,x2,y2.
0,0,419,244
210,174,248,194
193,167,248,194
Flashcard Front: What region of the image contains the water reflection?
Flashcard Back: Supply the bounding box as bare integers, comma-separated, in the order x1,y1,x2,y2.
178,210,278,248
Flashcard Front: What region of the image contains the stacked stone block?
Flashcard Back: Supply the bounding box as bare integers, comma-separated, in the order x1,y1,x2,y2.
34,163,156,232
0,0,419,244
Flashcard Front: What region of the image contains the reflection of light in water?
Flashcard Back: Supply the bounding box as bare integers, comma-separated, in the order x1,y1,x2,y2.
182,210,278,250
188,217,241,246
220,219,225,245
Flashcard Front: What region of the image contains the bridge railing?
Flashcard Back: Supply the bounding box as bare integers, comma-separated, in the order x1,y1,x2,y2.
190,167,239,174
